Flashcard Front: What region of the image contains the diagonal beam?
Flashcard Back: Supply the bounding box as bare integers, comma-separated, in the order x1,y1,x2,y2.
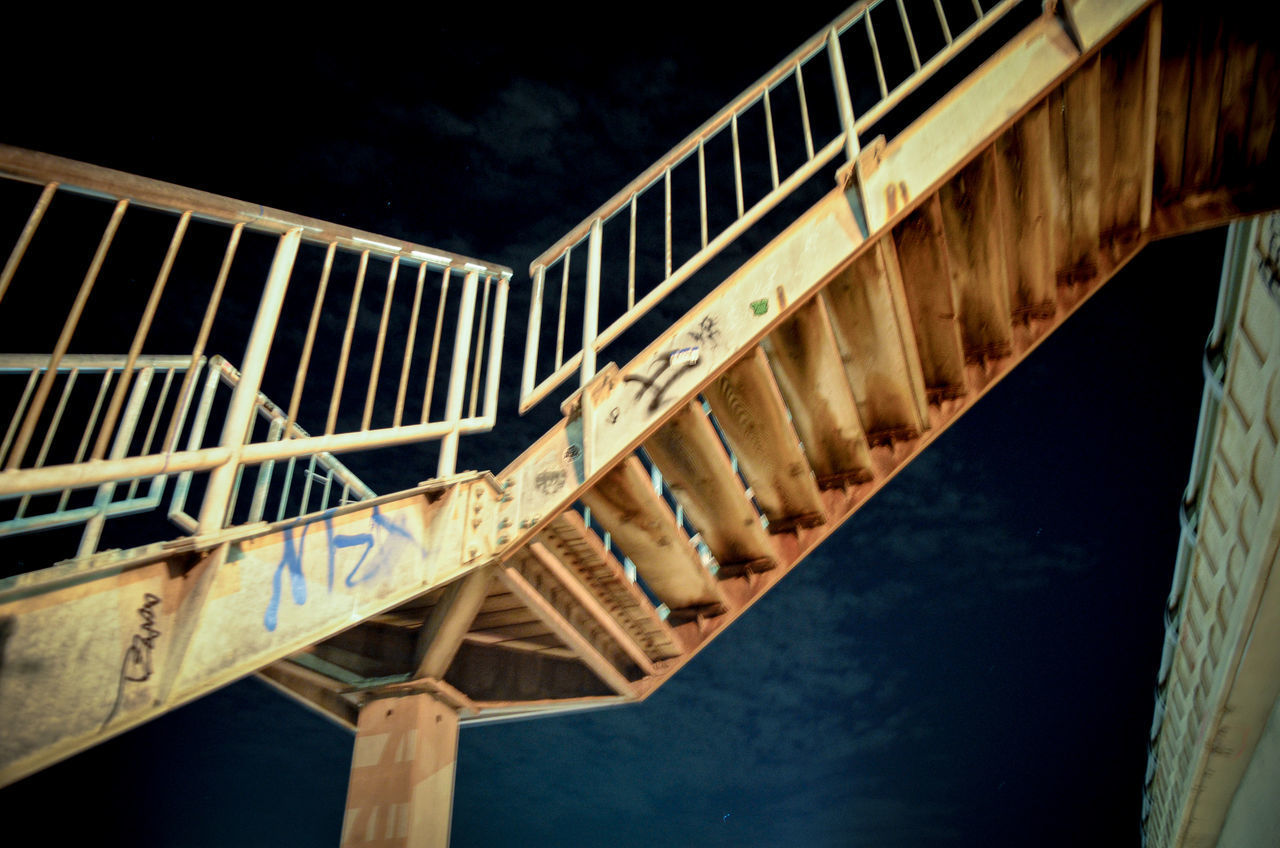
413,566,493,679
257,659,358,730
527,542,655,676
496,563,635,698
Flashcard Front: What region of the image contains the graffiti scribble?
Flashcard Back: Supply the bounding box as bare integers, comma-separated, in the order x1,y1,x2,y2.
103,593,162,727
264,505,428,631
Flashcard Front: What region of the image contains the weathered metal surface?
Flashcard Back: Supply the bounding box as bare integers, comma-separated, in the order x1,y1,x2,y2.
764,296,874,487
644,400,777,571
822,236,929,442
857,15,1079,235
578,456,724,617
536,511,682,661
1,9,1278,845
0,478,493,786
703,346,826,533
342,692,458,847
578,187,864,483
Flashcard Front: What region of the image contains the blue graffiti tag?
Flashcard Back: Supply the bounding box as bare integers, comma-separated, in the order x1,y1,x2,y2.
263,504,429,631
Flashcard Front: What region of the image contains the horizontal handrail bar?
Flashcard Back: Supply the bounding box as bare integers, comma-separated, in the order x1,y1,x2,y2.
0,145,513,279
0,413,493,498
0,354,194,373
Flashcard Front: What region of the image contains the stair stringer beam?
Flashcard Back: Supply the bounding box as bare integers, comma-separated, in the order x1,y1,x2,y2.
0,476,496,788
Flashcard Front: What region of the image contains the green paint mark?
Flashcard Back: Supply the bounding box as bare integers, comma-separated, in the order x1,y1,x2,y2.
749,298,768,316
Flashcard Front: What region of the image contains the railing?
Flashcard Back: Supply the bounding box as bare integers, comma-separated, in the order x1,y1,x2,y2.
165,355,377,534
0,145,511,545
0,353,375,557
520,0,1025,412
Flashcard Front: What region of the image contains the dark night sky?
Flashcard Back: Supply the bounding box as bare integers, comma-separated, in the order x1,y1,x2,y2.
0,4,1224,845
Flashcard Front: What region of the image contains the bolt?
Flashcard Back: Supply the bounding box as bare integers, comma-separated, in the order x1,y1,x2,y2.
497,535,509,545
501,479,513,490
498,518,511,529
499,493,512,503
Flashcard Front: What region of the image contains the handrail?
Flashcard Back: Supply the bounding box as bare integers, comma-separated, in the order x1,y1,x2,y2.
0,145,511,548
527,1,876,273
0,145,512,279
519,0,1025,412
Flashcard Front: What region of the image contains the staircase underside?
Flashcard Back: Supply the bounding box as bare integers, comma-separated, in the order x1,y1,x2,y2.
1,8,1277,846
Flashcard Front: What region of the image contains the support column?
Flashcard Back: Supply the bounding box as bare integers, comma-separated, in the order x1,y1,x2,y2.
341,693,459,847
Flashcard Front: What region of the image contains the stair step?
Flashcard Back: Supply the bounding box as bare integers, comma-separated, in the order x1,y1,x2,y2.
822,237,930,443
1050,53,1102,300
893,195,968,404
937,147,1014,392
643,401,775,577
764,297,874,487
579,455,726,619
994,100,1058,352
1183,16,1226,194
703,345,825,534
1245,48,1278,178
1153,4,1195,204
1099,16,1151,268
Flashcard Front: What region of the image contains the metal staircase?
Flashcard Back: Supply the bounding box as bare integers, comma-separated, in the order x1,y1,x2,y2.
1,1,1276,845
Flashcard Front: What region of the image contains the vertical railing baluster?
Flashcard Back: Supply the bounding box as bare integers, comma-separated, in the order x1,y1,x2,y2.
436,270,480,477
299,454,318,515
731,112,745,219
971,0,984,19
328,249,369,436
92,210,189,464
763,87,780,190
248,417,285,523
481,276,509,422
521,264,544,407
581,218,603,387
0,181,57,308
627,196,637,310
933,0,953,44
363,256,399,431
468,274,492,417
320,465,334,510
57,370,114,512
698,140,709,249
168,361,219,525
897,0,921,71
163,223,241,456
288,241,335,432
0,372,39,467
865,9,889,99
198,229,301,533
8,199,127,471
78,367,154,557
795,64,816,160
394,262,428,427
17,368,78,517
128,365,175,500
276,455,298,522
664,168,673,280
422,267,451,423
555,249,571,370
828,26,862,164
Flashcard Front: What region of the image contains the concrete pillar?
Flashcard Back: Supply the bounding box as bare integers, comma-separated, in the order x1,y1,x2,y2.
341,693,459,847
